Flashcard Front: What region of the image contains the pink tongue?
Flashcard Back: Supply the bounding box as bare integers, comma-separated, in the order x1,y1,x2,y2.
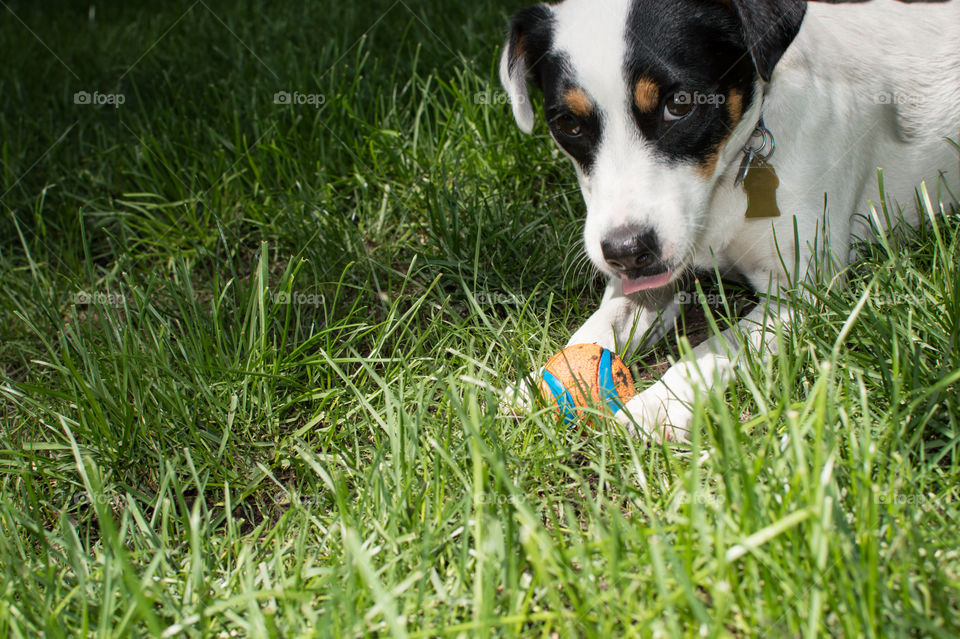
621,271,673,295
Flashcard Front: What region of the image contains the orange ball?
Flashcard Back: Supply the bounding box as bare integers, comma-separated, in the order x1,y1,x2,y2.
537,344,635,425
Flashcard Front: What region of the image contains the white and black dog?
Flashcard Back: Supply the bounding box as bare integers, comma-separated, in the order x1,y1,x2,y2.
500,0,960,441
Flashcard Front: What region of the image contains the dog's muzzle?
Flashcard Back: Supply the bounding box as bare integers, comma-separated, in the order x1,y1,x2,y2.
601,229,673,294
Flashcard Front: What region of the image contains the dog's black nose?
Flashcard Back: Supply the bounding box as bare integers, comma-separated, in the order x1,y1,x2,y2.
601,229,666,277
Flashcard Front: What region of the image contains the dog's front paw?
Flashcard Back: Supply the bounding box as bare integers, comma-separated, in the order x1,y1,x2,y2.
615,383,693,443
501,370,542,411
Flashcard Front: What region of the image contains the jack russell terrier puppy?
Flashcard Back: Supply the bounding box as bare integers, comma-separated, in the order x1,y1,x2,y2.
499,0,960,441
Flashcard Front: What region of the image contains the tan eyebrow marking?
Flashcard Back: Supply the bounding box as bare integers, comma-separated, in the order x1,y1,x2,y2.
699,87,748,180
563,87,594,117
698,151,722,181
727,88,744,126
633,77,661,113
512,33,526,66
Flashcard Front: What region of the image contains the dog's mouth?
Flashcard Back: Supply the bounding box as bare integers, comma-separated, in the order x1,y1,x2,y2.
621,270,675,295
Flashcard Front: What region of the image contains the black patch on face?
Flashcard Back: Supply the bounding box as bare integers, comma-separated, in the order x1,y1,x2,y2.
537,58,604,173
506,6,604,174
625,0,760,167
506,5,555,80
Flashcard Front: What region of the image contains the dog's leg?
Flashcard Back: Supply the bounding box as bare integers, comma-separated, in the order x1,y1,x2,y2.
507,280,680,407
567,280,680,355
616,300,791,442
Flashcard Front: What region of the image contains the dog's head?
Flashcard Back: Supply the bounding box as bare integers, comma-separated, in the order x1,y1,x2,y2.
500,0,805,293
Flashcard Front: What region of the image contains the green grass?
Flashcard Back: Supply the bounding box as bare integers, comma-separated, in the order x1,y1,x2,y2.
1,0,959,636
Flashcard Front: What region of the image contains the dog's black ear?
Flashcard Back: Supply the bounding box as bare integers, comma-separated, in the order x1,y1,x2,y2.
499,5,554,134
728,0,807,82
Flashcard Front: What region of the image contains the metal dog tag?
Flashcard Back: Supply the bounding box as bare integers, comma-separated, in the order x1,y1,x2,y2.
743,158,782,219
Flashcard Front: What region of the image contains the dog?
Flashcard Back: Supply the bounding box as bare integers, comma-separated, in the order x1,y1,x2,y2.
499,0,960,441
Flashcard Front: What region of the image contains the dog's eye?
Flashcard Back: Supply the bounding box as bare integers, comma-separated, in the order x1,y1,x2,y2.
552,114,583,138
663,93,694,122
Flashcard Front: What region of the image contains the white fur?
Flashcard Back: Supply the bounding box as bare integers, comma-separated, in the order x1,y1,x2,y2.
505,0,960,441
499,36,536,134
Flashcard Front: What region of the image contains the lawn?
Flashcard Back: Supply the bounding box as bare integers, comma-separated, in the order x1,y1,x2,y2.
1,0,959,637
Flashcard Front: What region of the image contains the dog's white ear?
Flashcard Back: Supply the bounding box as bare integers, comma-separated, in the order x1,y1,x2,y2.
499,41,535,134
499,5,554,135
728,0,807,82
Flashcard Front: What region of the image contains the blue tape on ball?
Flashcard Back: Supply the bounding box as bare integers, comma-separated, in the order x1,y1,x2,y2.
598,348,621,414
541,369,578,426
